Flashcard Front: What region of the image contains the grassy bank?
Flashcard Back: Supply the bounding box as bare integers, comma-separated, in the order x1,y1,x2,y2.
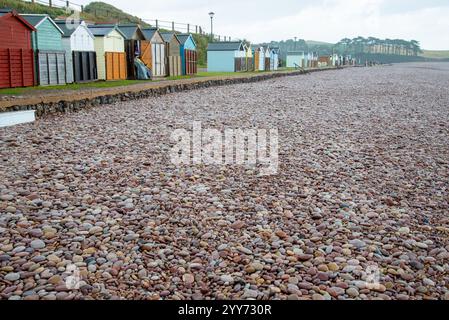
0,80,154,95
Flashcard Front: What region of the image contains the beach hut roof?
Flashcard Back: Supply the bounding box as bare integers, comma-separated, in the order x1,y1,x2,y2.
0,9,36,30
116,24,141,40
0,8,11,16
88,24,126,38
87,24,139,40
54,20,93,38
207,41,244,51
160,31,179,43
141,27,161,41
21,14,63,34
177,33,196,46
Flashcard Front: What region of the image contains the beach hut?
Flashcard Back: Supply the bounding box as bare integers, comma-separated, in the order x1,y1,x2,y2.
0,10,36,89
141,28,166,77
55,20,97,83
318,56,331,67
305,52,318,68
245,44,254,71
207,41,245,72
177,34,197,75
114,24,148,80
254,47,265,71
88,25,126,81
330,54,339,67
263,46,271,71
286,51,305,68
270,47,280,71
21,14,66,86
160,32,182,77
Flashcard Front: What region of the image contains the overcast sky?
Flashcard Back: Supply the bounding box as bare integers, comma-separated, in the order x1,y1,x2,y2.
71,0,449,49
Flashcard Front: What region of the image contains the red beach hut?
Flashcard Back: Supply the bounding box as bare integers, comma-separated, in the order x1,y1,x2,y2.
0,9,36,89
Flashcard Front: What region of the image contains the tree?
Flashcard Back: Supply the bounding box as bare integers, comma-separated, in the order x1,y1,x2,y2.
410,40,421,56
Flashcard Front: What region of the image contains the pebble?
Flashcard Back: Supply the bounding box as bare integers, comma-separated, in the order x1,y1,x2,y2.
182,274,195,285
4,273,21,282
242,289,259,299
349,239,367,249
89,226,103,235
220,275,234,283
398,227,410,235
30,240,46,250
347,287,359,298
0,194,14,201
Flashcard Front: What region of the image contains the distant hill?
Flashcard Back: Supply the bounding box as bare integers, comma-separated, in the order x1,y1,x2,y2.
83,1,148,25
420,50,449,60
306,40,334,46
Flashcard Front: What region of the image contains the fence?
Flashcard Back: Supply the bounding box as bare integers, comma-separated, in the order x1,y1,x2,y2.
20,0,236,41
22,0,85,12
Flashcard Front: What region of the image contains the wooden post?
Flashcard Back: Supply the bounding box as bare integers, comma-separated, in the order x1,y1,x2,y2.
187,24,190,33
55,53,59,84
31,50,37,86
81,5,84,12
172,22,175,31
8,49,12,87
46,53,50,85
195,26,198,34
21,49,25,87
155,20,158,28
66,1,69,9
49,0,52,7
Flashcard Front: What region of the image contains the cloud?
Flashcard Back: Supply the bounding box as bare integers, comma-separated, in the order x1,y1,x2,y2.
227,0,449,49
74,0,449,49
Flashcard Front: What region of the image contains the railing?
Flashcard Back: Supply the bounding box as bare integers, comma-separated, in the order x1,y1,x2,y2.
22,0,84,12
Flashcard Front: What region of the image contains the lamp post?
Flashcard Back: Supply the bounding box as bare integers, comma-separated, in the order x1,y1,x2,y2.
294,36,297,51
209,12,215,41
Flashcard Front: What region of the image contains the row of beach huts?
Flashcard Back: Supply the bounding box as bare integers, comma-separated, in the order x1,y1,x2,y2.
0,9,198,89
207,42,281,73
286,51,356,68
0,9,355,90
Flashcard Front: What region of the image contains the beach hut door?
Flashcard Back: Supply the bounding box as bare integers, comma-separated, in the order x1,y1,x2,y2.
140,41,152,68
152,44,165,76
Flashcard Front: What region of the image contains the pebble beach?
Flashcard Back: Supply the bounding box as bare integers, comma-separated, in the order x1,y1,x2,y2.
0,63,448,300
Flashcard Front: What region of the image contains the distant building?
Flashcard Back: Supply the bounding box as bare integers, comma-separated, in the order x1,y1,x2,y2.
55,20,96,83
207,41,245,72
160,32,182,77
254,46,266,71
270,47,280,71
141,28,166,77
116,24,147,80
286,51,306,68
88,25,127,81
21,14,66,85
0,10,36,89
177,34,197,75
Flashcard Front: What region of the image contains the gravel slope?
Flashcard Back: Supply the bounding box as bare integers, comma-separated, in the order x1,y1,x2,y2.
0,63,448,300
